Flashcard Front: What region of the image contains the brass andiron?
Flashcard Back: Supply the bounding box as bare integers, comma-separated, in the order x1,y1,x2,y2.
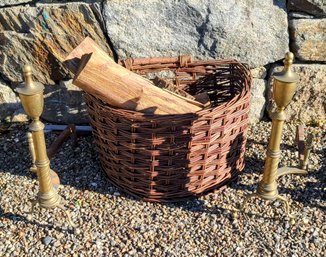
27,131,37,172
238,52,309,222
16,65,76,231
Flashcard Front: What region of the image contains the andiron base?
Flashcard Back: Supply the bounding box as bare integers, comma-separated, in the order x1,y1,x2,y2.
27,194,77,232
238,166,307,222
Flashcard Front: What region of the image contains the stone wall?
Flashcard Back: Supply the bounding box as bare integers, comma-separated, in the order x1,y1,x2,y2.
0,0,325,124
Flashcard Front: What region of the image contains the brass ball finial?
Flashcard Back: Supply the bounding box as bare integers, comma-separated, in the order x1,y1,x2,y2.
23,64,33,86
273,52,298,83
283,52,294,71
23,64,32,73
16,64,44,95
285,52,294,61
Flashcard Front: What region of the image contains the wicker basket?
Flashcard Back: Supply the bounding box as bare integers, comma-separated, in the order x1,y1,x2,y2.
85,56,252,202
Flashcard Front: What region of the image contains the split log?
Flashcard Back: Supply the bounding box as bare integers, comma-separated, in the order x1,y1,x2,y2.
64,37,115,74
65,37,202,115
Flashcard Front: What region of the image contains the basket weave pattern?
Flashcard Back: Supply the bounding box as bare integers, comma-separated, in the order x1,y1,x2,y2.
85,56,252,202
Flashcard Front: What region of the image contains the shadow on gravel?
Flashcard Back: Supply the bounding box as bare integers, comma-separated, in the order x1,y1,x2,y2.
168,201,282,222
0,207,74,233
285,148,325,211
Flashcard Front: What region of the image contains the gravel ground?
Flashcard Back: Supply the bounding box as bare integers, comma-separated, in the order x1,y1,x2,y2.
0,121,325,257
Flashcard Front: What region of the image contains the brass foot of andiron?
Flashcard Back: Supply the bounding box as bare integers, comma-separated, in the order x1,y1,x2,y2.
16,65,77,232
237,52,312,223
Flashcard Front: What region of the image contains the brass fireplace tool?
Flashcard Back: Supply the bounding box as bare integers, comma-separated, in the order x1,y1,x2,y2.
16,65,76,231
237,52,312,222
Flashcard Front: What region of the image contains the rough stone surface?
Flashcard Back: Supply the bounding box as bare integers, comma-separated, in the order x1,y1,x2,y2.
0,3,112,85
0,80,20,121
103,0,289,68
268,64,326,123
249,79,266,123
289,19,326,61
37,0,98,3
288,0,326,18
250,67,267,79
42,80,89,124
0,0,32,6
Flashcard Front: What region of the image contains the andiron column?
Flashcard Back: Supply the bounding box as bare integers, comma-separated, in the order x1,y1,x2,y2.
238,52,309,222
16,65,76,231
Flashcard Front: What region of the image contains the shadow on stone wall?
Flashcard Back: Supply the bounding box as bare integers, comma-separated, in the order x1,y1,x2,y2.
0,80,90,124
42,82,90,124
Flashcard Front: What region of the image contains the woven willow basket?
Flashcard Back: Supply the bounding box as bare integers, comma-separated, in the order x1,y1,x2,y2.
85,56,252,202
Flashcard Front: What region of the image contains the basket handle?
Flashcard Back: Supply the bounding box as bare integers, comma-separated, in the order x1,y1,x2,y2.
119,55,193,71
178,55,192,67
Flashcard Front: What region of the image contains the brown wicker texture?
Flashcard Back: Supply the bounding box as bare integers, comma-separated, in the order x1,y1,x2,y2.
85,56,252,202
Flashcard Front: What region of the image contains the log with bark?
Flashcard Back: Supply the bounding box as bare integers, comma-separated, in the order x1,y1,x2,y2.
64,37,203,115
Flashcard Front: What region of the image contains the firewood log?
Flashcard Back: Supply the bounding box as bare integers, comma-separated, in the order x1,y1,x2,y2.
64,37,115,74
65,37,202,115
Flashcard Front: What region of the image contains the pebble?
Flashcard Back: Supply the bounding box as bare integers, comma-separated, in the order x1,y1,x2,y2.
0,122,324,256
42,236,54,246
113,191,121,196
90,182,98,188
302,217,309,224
